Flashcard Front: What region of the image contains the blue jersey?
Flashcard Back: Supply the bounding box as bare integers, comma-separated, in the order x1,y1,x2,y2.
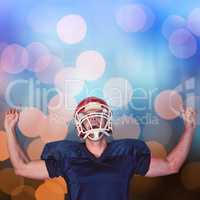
41,139,151,200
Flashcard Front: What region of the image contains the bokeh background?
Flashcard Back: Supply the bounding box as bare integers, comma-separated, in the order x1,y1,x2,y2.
0,0,200,199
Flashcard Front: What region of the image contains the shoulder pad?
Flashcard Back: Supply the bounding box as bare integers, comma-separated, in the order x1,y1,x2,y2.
41,140,81,160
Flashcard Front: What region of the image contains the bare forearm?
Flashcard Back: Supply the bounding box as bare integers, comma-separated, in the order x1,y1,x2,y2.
17,145,30,163
166,126,195,171
6,129,29,169
4,107,35,176
146,107,197,177
15,133,30,163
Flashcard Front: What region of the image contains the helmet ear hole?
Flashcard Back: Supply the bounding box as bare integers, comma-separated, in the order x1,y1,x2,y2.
78,113,85,120
102,108,107,113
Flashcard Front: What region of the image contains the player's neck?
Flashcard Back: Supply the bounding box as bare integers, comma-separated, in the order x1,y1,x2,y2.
85,136,108,158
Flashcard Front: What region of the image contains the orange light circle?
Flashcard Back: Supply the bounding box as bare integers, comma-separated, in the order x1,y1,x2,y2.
35,180,65,200
0,168,24,194
0,131,9,161
11,185,35,200
27,138,46,160
18,107,47,138
154,90,183,120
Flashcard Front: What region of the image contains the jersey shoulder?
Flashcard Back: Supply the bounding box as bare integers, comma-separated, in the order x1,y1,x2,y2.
109,138,148,156
40,140,83,160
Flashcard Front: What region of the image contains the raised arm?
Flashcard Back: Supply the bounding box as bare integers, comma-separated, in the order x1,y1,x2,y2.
145,106,197,177
4,108,50,180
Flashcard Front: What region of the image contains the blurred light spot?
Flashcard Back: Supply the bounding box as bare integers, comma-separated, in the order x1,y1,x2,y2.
24,178,43,190
39,115,68,143
116,4,153,32
45,177,68,194
54,67,84,96
26,42,51,72
113,115,140,139
162,15,186,40
76,50,106,81
11,185,35,200
57,15,87,44
0,100,9,130
169,28,197,59
0,44,28,74
18,107,47,138
187,8,200,36
161,188,197,199
0,71,12,96
143,119,172,145
137,4,155,32
35,179,65,200
103,77,133,108
27,138,46,160
181,162,200,191
48,93,77,123
0,168,24,194
146,140,167,159
0,42,8,53
0,131,9,161
154,90,183,120
131,175,161,194
36,55,64,84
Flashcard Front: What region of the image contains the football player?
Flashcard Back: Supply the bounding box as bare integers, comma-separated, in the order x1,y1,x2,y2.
4,96,197,200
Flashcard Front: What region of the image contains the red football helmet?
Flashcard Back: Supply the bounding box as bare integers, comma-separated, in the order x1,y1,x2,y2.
74,96,112,141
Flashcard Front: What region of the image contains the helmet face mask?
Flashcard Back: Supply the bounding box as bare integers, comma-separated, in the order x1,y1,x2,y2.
74,97,112,141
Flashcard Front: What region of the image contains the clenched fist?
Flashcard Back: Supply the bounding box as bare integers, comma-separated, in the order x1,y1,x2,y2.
4,108,20,133
181,106,197,130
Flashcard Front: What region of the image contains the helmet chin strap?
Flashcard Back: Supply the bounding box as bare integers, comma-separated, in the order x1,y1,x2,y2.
89,130,103,141
83,129,110,141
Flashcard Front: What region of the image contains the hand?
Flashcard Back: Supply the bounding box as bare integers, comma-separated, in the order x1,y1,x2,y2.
180,106,197,130
4,108,21,133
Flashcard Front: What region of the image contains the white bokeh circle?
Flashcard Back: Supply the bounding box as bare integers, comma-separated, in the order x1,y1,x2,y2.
48,93,77,123
0,44,28,74
57,14,87,44
138,4,155,32
162,15,186,40
54,67,85,96
187,8,200,37
103,77,133,108
169,28,197,59
76,50,106,81
116,4,147,32
36,55,64,84
26,42,51,72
